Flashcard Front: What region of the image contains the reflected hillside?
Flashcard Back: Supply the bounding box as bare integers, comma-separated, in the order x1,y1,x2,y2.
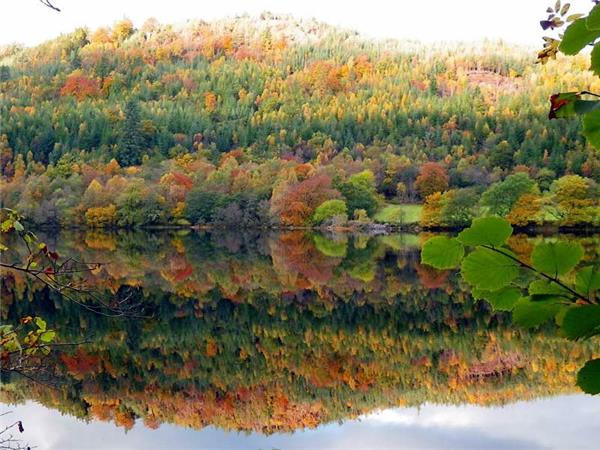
1,231,598,433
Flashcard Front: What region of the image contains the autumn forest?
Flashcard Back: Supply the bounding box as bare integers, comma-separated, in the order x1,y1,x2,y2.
2,230,598,432
1,5,600,449
1,14,599,229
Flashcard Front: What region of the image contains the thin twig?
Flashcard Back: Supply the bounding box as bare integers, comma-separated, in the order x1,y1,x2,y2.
39,0,60,12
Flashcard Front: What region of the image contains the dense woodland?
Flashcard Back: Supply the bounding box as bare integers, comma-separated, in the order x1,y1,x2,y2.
1,231,597,432
1,10,600,445
1,15,599,228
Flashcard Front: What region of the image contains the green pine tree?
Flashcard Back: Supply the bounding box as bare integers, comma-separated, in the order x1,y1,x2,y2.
0,65,10,82
116,100,144,167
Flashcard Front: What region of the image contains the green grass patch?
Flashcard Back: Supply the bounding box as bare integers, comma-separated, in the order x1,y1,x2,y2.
374,204,422,225
379,234,421,250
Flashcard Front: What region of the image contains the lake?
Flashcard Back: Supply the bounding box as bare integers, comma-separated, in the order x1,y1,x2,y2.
1,230,599,449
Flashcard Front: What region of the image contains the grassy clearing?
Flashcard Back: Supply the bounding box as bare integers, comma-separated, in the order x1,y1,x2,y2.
374,204,422,225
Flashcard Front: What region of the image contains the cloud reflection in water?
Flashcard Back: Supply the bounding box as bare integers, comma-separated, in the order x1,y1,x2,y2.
3,394,598,450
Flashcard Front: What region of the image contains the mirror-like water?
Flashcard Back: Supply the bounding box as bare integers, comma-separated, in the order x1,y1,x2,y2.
1,230,599,449
4,395,600,450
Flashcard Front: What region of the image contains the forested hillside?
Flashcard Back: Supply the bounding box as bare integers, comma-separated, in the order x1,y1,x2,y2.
1,14,599,227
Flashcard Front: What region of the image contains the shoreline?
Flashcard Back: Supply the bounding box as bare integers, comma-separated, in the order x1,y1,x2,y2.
27,222,600,236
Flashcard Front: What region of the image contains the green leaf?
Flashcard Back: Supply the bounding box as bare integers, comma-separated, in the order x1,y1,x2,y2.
582,108,600,149
0,219,12,233
548,93,600,118
587,4,600,30
549,92,580,119
39,330,56,343
574,99,600,114
460,247,520,290
562,305,600,340
0,325,21,352
555,306,569,327
528,279,573,297
576,266,600,295
529,293,570,303
560,18,600,55
457,217,513,247
421,237,464,269
577,358,600,395
13,220,24,232
567,13,584,22
34,317,47,332
531,241,584,277
0,243,7,251
512,297,563,328
474,286,522,312
591,44,600,76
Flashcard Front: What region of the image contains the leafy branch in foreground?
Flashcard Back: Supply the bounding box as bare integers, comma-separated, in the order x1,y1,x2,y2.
0,208,133,447
539,0,600,149
0,208,146,317
0,316,81,387
421,216,600,394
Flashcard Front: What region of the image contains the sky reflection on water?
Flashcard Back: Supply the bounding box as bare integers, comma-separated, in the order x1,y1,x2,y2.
3,394,599,450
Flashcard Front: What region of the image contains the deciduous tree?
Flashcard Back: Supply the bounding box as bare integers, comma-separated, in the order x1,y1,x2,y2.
415,163,449,200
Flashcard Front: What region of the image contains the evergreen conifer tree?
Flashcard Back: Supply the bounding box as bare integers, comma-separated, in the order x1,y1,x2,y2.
116,99,144,167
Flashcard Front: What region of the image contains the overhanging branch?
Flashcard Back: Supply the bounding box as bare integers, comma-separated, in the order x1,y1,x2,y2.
39,0,60,12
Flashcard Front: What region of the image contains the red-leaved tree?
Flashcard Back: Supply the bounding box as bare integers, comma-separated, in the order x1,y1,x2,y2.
272,174,340,226
415,162,449,199
60,73,101,100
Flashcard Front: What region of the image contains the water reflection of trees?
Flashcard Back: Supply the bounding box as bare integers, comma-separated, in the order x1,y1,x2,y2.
1,231,598,433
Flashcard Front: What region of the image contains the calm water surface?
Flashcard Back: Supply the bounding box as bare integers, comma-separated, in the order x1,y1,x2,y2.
1,230,599,449
4,395,600,450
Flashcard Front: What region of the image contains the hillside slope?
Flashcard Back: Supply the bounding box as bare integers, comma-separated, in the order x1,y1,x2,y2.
0,15,599,227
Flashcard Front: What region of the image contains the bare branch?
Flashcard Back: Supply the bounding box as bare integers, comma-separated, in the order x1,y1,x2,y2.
0,413,34,450
38,0,60,12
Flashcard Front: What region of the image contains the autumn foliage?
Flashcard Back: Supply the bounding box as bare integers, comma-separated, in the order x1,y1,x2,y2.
0,16,599,229
1,230,597,433
271,174,340,226
415,162,449,199
506,193,542,226
60,71,101,100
